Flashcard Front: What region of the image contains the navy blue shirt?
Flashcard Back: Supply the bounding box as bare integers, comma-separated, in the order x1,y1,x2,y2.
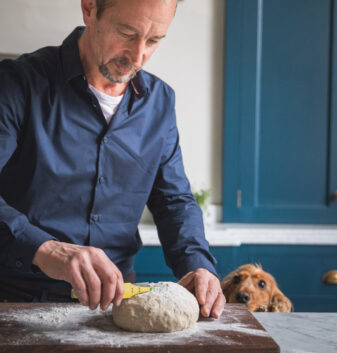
0,27,216,281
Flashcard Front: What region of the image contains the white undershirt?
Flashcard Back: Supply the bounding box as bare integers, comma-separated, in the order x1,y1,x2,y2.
89,84,124,124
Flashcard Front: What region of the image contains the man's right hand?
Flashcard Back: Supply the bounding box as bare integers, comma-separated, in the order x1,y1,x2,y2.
32,240,124,310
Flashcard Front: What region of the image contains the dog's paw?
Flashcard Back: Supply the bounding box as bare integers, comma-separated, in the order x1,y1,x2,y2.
255,304,268,312
270,293,292,312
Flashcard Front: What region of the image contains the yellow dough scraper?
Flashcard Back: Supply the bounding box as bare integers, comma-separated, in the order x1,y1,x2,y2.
71,282,152,300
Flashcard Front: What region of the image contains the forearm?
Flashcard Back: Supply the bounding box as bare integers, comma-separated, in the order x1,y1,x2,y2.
148,193,217,279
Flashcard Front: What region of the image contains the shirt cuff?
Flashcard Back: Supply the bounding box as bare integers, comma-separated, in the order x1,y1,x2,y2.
173,253,218,279
4,222,57,273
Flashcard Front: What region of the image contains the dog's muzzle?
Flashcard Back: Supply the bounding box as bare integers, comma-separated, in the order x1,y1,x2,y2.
236,291,250,304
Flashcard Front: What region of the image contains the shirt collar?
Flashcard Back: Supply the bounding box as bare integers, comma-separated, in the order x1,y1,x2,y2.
130,71,148,98
61,26,148,98
61,26,85,83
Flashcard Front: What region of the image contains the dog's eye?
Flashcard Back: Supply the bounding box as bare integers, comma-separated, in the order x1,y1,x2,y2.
233,275,241,284
258,280,266,289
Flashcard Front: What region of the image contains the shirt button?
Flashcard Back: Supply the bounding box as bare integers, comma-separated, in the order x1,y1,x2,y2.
91,214,99,222
15,260,23,269
103,136,109,144
99,176,105,184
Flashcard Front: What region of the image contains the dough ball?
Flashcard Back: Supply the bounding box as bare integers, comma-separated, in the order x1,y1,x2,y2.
112,282,199,332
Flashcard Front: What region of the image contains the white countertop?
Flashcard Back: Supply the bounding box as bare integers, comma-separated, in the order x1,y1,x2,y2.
253,312,337,353
138,223,337,246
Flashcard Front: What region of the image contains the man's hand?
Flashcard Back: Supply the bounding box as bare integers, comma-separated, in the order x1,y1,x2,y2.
32,240,124,311
178,268,226,318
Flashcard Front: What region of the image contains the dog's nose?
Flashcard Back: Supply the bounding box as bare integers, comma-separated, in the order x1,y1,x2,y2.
236,291,250,303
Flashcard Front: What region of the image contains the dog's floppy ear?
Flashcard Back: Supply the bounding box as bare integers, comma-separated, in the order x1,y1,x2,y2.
221,273,234,297
269,288,293,312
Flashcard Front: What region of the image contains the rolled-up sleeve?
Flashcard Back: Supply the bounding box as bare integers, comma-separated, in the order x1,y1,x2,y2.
147,89,217,279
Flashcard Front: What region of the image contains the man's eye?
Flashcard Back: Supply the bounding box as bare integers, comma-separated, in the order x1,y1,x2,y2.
147,39,159,45
258,280,266,289
119,32,133,38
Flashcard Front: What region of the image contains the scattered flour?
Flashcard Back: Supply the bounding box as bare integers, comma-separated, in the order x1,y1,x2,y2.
3,304,270,348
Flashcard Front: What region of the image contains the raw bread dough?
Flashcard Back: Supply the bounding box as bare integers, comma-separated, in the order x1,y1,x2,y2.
112,282,199,332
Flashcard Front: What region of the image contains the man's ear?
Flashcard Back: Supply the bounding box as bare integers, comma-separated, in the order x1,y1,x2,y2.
81,0,98,26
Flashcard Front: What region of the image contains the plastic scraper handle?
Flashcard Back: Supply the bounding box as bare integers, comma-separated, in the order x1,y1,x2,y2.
71,282,152,300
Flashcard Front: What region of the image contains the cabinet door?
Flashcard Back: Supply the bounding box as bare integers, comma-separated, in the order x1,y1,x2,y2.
223,0,337,223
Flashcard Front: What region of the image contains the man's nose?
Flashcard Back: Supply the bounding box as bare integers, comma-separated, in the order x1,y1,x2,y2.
129,39,146,68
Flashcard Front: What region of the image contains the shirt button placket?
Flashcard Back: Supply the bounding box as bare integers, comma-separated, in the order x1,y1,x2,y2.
89,135,108,244
91,214,99,222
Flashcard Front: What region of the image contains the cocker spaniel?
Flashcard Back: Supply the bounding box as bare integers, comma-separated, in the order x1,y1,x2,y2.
221,264,293,312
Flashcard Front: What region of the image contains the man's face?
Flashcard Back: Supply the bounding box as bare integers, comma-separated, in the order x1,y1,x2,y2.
86,0,176,84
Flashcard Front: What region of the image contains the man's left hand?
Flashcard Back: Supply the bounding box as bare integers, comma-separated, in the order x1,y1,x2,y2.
178,268,226,318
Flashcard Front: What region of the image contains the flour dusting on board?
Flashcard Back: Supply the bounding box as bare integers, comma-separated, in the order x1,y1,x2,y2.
4,303,270,347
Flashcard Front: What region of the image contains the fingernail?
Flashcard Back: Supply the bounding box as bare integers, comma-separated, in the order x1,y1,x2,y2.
203,309,210,317
217,308,224,318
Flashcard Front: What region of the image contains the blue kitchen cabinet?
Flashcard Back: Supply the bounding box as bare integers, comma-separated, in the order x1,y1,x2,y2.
134,246,238,283
239,245,337,312
134,247,175,283
223,0,337,223
135,245,337,312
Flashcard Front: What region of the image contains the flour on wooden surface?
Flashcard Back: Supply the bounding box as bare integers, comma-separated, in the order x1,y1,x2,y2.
4,304,270,347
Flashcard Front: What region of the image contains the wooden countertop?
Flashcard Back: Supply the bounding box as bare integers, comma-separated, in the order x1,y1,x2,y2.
0,303,279,353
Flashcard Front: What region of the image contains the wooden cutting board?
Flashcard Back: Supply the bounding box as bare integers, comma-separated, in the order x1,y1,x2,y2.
0,303,279,352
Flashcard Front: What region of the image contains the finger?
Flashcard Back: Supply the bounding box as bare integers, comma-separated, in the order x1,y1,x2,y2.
178,273,195,293
210,292,226,319
82,265,102,310
67,263,89,306
112,271,124,306
184,280,195,293
194,271,209,306
200,280,219,317
100,274,116,311
94,256,123,309
178,271,194,289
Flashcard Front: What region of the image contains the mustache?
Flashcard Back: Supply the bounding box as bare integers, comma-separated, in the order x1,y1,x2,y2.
108,57,139,72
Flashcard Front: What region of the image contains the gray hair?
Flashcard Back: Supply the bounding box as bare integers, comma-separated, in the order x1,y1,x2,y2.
95,0,177,20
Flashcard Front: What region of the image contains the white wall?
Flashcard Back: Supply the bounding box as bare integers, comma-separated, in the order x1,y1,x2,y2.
0,0,225,205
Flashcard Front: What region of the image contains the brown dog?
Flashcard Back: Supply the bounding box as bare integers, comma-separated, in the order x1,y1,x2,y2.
221,264,292,312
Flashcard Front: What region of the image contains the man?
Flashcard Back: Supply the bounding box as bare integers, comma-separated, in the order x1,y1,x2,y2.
0,0,225,318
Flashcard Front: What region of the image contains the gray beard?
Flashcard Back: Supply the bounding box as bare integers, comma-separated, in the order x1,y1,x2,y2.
99,63,137,84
